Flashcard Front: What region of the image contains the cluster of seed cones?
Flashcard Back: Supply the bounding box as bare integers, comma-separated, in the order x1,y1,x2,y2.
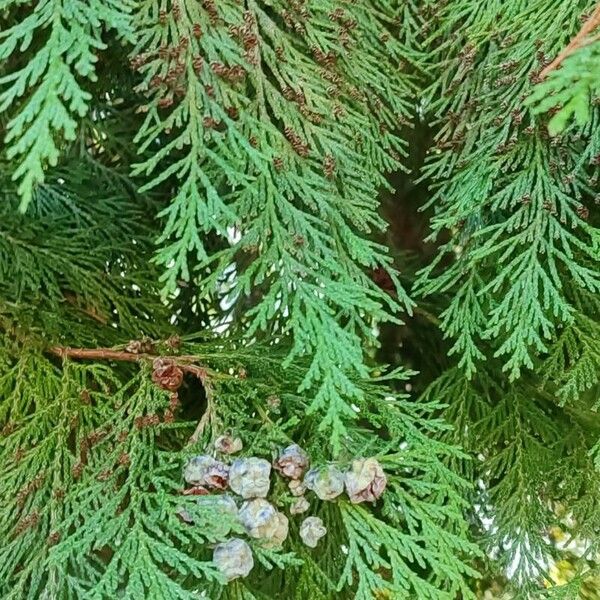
181,436,387,581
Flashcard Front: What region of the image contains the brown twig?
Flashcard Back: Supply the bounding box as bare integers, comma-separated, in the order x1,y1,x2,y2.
187,380,214,446
540,5,600,79
49,346,209,380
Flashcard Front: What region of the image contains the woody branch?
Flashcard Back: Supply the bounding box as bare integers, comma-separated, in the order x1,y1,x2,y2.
540,4,600,79
49,346,209,380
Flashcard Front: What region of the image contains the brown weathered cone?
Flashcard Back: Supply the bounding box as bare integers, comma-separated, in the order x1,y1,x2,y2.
229,457,271,498
238,499,289,547
344,457,387,504
184,455,215,485
288,479,306,497
125,340,143,354
304,465,344,500
183,455,229,490
126,337,155,354
299,516,327,548
290,496,310,515
213,538,254,581
274,444,309,480
204,461,230,490
151,357,183,391
215,435,243,455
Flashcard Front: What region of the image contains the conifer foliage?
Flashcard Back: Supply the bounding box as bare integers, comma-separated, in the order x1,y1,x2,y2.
415,0,600,596
0,0,599,598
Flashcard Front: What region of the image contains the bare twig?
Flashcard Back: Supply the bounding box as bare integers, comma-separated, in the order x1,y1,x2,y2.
49,346,209,380
187,381,214,446
540,5,600,79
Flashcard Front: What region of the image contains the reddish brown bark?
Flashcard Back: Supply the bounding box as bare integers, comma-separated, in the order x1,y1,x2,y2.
49,346,208,380
540,5,600,79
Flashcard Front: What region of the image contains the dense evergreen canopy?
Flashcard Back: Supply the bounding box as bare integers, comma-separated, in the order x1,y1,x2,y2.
0,1,599,598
